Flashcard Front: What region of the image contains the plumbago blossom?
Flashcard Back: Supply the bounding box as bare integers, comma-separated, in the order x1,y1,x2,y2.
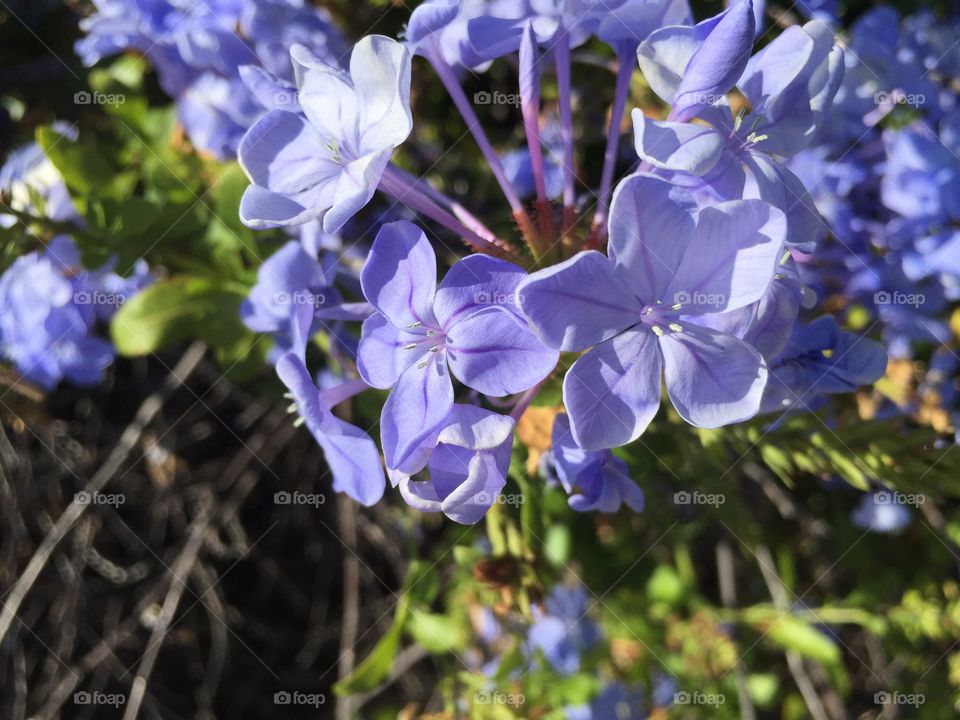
634,4,844,250
0,236,152,389
76,0,347,158
233,0,888,519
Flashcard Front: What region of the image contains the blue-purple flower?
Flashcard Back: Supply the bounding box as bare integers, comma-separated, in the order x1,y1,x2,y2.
519,173,786,450
760,316,887,414
635,9,843,249
0,236,151,389
543,413,644,512
390,404,515,524
239,35,412,233
275,303,386,506
526,585,600,675
357,220,557,470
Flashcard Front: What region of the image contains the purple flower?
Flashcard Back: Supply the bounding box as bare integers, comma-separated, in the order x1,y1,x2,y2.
239,36,413,233
76,0,250,97
0,127,80,227
356,221,557,469
240,0,347,78
544,414,644,512
519,174,786,450
760,316,887,414
0,236,150,389
881,116,960,226
275,303,386,506
76,0,347,159
635,12,843,249
566,683,647,720
390,404,515,524
851,491,911,534
526,585,601,675
241,242,334,332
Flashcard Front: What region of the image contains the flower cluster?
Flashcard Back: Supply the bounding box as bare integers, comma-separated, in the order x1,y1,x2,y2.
0,236,151,389
228,0,893,520
75,0,347,159
785,7,960,428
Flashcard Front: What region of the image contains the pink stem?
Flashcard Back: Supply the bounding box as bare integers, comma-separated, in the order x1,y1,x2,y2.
427,41,527,215
593,44,635,234
554,30,575,211
378,166,506,256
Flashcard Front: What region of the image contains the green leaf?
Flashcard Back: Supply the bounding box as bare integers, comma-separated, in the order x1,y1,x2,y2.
110,276,249,357
333,560,439,695
333,598,410,695
543,524,571,567
36,126,114,196
646,565,684,607
407,610,467,653
747,673,779,708
762,615,842,666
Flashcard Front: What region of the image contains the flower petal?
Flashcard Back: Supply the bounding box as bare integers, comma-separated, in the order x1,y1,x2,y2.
380,358,454,470
667,199,786,314
360,220,438,328
436,404,516,451
446,306,558,396
563,328,663,451
239,110,332,194
352,35,413,152
317,414,387,506
670,2,756,122
239,184,328,229
631,110,725,176
357,312,425,388
660,324,767,428
517,251,641,352
607,173,698,303
434,254,527,329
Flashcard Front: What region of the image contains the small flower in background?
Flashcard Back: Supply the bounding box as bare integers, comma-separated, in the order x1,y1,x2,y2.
0,236,151,389
760,316,888,415
0,124,81,227
526,585,601,675
851,492,912,534
75,0,348,159
543,414,644,513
